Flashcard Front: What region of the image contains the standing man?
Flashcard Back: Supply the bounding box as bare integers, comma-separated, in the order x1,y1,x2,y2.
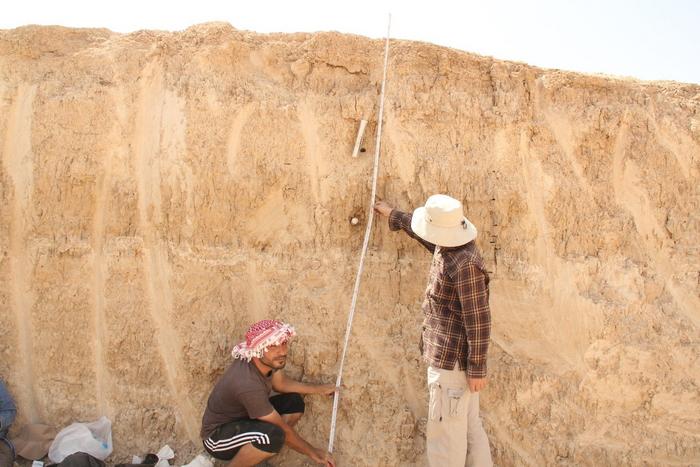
375,194,493,467
201,319,336,467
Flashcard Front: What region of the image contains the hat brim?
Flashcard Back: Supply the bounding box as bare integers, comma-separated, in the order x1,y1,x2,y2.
411,206,477,247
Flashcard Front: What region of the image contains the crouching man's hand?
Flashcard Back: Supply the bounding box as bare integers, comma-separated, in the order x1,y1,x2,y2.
315,383,338,396
310,447,336,466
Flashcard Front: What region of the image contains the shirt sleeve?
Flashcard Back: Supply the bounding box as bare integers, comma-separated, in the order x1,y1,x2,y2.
455,263,491,378
388,210,436,253
238,390,275,419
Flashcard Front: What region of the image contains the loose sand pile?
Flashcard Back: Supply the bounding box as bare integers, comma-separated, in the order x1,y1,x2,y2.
0,23,698,466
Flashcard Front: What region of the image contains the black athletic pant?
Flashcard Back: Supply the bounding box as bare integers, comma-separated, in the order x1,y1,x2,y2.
202,393,305,460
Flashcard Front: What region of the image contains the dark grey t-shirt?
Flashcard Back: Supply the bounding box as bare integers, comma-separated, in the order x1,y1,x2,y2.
200,359,274,438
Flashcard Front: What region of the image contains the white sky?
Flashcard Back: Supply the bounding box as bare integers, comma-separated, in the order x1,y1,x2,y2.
3,0,699,84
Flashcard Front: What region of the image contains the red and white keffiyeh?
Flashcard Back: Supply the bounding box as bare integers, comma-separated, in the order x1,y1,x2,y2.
231,319,296,361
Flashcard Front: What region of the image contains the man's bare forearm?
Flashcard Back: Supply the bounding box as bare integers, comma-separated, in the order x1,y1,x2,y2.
272,372,335,395
281,422,317,457
257,410,326,463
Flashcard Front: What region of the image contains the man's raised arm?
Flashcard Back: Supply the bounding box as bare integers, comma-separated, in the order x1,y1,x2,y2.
374,200,436,253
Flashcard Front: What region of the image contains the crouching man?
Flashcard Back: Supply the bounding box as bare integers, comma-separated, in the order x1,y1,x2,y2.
201,319,336,467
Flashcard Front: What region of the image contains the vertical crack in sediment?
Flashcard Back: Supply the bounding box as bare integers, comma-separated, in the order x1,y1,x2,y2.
225,101,255,179
93,165,109,416
298,101,326,202
2,84,39,422
133,61,198,442
91,90,123,417
612,113,700,328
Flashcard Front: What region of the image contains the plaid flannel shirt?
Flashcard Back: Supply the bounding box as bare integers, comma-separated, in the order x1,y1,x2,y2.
389,210,491,378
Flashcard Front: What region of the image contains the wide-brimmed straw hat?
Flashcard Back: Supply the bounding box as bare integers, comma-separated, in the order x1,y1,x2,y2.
411,194,477,247
231,319,296,361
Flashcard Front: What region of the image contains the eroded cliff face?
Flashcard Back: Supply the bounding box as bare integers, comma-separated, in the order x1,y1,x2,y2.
0,23,698,466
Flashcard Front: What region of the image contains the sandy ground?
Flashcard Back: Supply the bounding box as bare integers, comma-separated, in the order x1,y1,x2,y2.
0,23,699,466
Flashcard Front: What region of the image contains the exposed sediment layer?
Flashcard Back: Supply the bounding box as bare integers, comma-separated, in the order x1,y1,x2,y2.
0,23,698,466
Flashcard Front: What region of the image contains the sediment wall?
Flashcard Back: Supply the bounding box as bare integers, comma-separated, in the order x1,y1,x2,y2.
1,23,698,466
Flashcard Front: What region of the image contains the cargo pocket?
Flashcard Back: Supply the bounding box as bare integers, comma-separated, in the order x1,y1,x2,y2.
428,382,442,421
447,387,465,418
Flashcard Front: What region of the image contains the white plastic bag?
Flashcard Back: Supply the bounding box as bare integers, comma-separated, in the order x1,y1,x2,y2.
154,444,174,467
48,416,113,463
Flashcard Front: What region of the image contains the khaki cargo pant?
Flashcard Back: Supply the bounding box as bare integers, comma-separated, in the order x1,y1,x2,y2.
427,365,493,467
